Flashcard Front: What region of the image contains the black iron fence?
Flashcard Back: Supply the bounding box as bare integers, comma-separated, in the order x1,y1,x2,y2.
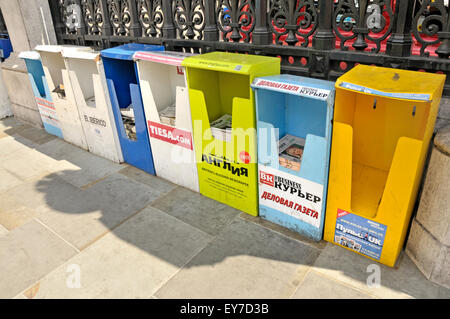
0,8,8,35
48,0,450,94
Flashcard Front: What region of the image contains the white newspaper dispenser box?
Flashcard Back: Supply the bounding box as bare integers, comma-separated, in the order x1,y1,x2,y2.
62,47,123,163
35,45,90,150
134,51,199,192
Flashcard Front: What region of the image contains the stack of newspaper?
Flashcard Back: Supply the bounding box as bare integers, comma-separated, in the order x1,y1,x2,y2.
120,105,137,141
159,105,176,126
278,134,305,171
53,84,65,99
210,114,232,142
86,96,95,107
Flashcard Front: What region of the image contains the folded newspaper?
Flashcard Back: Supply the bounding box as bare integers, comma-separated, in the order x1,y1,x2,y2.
159,105,176,126
278,134,305,171
86,96,96,107
210,114,232,142
53,84,66,99
120,104,137,141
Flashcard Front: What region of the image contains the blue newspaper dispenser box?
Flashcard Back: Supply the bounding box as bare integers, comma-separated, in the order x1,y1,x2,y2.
0,33,12,60
19,51,63,138
100,44,164,174
252,75,335,241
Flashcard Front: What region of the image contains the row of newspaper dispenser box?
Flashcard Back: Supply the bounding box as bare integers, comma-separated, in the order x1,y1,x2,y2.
19,43,445,267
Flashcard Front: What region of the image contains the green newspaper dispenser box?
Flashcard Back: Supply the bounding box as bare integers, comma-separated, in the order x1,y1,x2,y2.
182,52,280,216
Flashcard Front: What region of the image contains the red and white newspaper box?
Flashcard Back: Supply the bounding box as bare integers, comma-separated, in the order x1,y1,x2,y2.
134,51,199,192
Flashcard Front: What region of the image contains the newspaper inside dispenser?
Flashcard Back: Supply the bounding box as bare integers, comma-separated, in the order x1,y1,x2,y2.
278,134,305,171
120,104,137,140
39,50,67,100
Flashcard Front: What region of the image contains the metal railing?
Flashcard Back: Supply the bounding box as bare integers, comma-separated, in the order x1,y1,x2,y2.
0,8,8,36
48,0,450,94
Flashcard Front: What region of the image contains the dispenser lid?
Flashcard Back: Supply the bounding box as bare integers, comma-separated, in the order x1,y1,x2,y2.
133,51,195,66
100,43,165,61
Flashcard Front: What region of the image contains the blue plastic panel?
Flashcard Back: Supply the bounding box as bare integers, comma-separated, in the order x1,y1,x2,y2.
0,36,12,59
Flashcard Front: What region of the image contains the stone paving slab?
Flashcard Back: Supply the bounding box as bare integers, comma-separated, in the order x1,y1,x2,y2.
0,148,54,181
33,138,88,161
239,213,327,251
150,187,240,236
0,193,35,230
0,224,8,236
311,244,450,299
438,97,450,121
0,136,37,160
25,206,212,299
0,220,78,299
118,165,178,194
291,270,376,299
2,163,166,250
4,173,78,213
32,138,124,189
0,168,23,192
12,126,57,145
0,117,31,139
52,152,125,189
155,218,321,299
24,172,169,251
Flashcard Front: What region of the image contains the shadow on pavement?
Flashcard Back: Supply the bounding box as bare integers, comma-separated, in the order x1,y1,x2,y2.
1,116,448,299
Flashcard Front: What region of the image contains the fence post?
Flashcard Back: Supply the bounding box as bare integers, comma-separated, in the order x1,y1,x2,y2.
312,0,335,50
253,0,271,45
162,0,176,39
0,8,7,34
99,0,112,36
352,0,369,50
203,0,219,42
48,0,65,45
436,8,450,59
127,0,142,38
73,0,87,44
386,0,414,57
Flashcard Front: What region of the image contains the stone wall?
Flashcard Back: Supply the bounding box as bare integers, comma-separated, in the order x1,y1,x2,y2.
1,54,42,126
0,61,11,119
406,125,450,289
0,0,57,126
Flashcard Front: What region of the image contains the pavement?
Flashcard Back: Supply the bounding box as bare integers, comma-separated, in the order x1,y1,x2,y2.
0,116,449,299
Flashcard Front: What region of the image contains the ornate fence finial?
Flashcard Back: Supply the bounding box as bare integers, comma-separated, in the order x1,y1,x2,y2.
333,0,393,53
173,0,205,40
269,0,318,47
81,0,103,35
413,0,448,57
138,0,163,38
217,0,255,43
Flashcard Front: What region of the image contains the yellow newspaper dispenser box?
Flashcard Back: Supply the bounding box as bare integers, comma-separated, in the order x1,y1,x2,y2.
324,65,445,267
182,52,280,216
